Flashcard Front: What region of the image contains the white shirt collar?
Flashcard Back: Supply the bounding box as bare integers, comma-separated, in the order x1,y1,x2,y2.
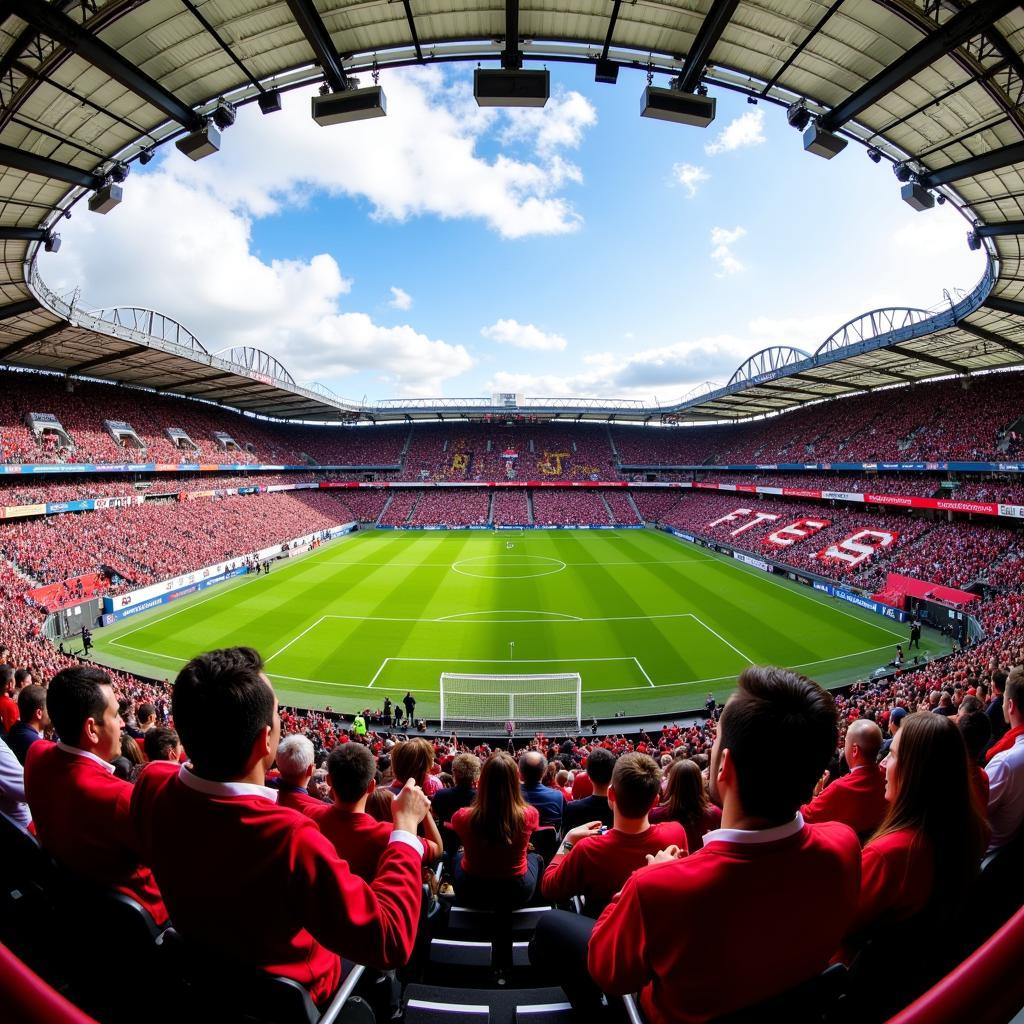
703,812,804,847
177,764,279,802
56,742,115,775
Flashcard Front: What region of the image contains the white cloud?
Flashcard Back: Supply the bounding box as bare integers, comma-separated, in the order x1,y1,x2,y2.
172,69,590,239
672,163,709,198
499,89,598,156
389,286,413,310
481,319,568,352
710,225,747,276
704,109,766,156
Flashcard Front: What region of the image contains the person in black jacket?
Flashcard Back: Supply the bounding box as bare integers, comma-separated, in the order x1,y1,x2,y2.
403,692,416,722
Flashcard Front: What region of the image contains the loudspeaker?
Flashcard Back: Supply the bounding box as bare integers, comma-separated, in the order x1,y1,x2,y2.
474,69,549,107
595,59,618,85
175,124,222,161
87,183,123,215
312,86,387,125
901,182,935,212
802,123,847,159
640,87,716,127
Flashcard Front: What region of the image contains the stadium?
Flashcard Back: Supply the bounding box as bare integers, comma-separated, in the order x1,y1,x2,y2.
1,1,1024,1022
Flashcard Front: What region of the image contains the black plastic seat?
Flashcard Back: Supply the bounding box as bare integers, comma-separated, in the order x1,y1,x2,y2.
405,985,570,1024
529,828,559,865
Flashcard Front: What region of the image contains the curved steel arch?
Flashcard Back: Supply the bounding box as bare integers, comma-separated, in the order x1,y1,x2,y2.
727,347,811,387
88,307,209,354
814,308,934,358
212,346,296,385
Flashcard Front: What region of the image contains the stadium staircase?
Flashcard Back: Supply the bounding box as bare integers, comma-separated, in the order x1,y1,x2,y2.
626,492,644,523
486,493,494,526
605,425,621,472
597,493,616,524
526,491,535,525
398,426,415,473
376,492,395,525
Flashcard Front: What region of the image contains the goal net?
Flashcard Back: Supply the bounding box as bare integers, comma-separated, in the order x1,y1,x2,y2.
440,673,582,733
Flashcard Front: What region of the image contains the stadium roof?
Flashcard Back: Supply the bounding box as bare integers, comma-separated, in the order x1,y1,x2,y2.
2,0,1024,423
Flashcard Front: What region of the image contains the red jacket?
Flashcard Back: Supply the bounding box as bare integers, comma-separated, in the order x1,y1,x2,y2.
801,765,888,838
131,762,423,1005
24,741,167,925
305,805,400,882
451,804,539,879
277,785,329,816
849,827,933,938
588,818,861,1024
541,822,687,912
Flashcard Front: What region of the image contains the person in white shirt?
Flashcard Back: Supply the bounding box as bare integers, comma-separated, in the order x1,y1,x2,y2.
0,734,31,831
985,668,1024,853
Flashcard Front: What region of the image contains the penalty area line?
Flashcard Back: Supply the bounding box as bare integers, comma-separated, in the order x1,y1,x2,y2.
265,617,327,665
689,615,754,665
632,657,655,687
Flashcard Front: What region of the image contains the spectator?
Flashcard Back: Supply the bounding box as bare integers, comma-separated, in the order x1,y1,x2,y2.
143,726,182,763
7,686,48,765
432,752,480,824
563,746,614,831
957,710,993,813
585,667,861,1023
985,667,1024,853
880,706,906,759
274,734,327,814
649,758,721,852
801,719,886,839
539,753,687,916
0,734,30,831
0,664,18,733
987,671,1009,748
519,750,565,829
366,786,395,824
24,666,167,925
389,738,444,859
451,750,541,908
131,647,430,1006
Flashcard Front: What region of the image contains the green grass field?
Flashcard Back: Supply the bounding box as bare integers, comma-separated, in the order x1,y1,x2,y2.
89,528,951,720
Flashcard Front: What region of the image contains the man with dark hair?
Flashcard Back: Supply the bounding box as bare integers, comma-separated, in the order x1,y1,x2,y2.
520,750,564,829
0,664,18,733
988,671,1009,747
127,702,157,742
539,753,686,915
132,647,429,1006
403,691,416,723
24,666,166,924
143,726,182,764
563,746,615,831
7,685,49,764
587,666,861,1022
432,752,480,824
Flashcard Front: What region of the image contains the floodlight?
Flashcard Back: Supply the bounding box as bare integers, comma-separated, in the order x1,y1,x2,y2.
175,122,221,160
967,231,981,251
138,149,154,165
88,182,123,214
786,99,810,131
866,147,882,163
893,161,913,182
108,161,130,183
43,232,61,253
212,99,237,131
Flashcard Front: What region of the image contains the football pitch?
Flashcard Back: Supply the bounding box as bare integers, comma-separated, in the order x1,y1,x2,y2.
89,528,951,721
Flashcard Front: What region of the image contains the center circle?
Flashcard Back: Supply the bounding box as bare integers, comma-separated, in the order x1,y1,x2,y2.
451,555,567,580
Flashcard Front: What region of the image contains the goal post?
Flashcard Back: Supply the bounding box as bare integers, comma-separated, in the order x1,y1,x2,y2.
440,672,582,733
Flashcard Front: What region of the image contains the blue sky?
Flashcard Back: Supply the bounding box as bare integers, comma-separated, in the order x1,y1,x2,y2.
41,63,984,404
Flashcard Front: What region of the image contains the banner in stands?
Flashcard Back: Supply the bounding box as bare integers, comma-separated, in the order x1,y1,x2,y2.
766,517,831,547
815,529,898,569
733,551,771,572
812,581,908,622
27,573,106,613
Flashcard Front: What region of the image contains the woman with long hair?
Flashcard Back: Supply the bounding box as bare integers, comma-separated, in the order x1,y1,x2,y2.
649,758,721,852
451,750,541,908
848,711,989,939
387,737,444,860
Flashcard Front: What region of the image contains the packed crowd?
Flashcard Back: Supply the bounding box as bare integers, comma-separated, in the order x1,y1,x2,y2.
531,489,612,527
490,489,531,526
409,489,490,527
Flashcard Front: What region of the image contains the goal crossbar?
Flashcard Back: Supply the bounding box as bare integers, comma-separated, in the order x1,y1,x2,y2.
440,672,582,732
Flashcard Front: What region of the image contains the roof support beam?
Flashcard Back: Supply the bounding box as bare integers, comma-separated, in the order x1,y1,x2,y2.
600,0,624,60
676,0,739,94
974,221,1024,238
956,319,1024,358
818,0,1020,132
284,0,347,92
400,0,423,62
985,296,1024,317
502,0,521,69
761,0,844,96
0,297,40,321
6,0,202,131
67,345,149,374
0,227,46,242
0,143,102,189
919,141,1024,189
788,371,868,392
890,344,966,373
0,322,64,359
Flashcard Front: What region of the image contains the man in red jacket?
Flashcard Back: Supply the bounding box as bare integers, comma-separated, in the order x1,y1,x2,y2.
553,666,861,1023
274,732,329,814
24,666,167,925
800,719,886,839
132,647,429,1007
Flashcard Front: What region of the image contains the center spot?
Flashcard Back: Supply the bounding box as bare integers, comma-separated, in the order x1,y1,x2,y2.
451,555,567,580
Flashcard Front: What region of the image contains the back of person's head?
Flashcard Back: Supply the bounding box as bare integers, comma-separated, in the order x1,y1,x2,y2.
518,749,546,785
555,768,570,787
474,750,527,843
17,684,46,724
610,753,661,819
663,758,709,827
845,719,883,764
390,737,434,786
0,664,14,694
327,741,376,803
877,712,987,890
993,670,1008,694
137,702,157,726
452,752,481,787
276,733,315,782
14,668,31,689
48,666,112,744
957,710,992,765
144,726,181,763
717,666,837,823
172,647,274,782
958,695,983,717
120,732,144,766
365,786,394,823
585,746,615,787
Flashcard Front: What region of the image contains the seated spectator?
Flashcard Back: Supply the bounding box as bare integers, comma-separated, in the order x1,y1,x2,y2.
0,734,31,831
987,671,1009,749
143,726,183,764
846,713,987,947
114,732,145,782
554,769,574,802
957,709,993,813
274,734,328,814
649,758,721,852
0,665,18,733
432,752,480,824
563,747,614,831
584,667,861,1023
451,750,541,908
131,647,430,1006
24,666,167,925
985,667,1024,853
519,750,565,829
7,685,48,765
306,742,427,883
388,738,444,859
880,706,906,759
540,753,687,915
801,720,886,839
571,765,593,800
